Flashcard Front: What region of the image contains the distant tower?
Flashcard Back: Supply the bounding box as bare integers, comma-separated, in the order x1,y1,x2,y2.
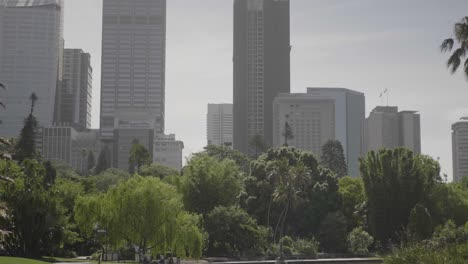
207,104,233,147
452,118,468,182
233,0,290,157
0,0,64,136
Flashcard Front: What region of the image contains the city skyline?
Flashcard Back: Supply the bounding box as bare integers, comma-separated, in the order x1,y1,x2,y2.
58,0,467,180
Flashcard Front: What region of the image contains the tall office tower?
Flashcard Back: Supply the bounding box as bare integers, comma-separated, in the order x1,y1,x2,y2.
0,0,64,136
154,134,184,171
273,93,335,156
100,0,166,140
233,0,290,157
207,104,233,147
365,106,421,154
54,49,93,131
306,88,365,177
452,118,468,182
114,124,154,171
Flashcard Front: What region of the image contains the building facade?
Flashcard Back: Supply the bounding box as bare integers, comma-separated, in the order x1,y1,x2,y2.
233,0,290,156
113,126,154,172
207,104,233,147
452,118,468,183
273,93,335,157
364,106,421,154
306,87,365,177
55,49,93,130
0,0,64,136
154,134,184,171
100,0,166,141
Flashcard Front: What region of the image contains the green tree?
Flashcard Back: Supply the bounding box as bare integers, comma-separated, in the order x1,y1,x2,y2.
92,168,131,192
202,144,251,174
139,163,180,178
128,140,150,174
441,16,468,78
338,177,366,230
407,204,434,243
346,227,374,256
317,212,348,253
74,176,203,258
205,206,268,257
14,93,40,162
321,140,347,178
249,133,268,159
94,146,111,175
359,148,440,247
180,154,243,215
282,121,294,147
87,150,95,174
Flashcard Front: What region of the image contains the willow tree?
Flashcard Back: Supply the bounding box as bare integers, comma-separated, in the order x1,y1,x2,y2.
74,176,203,258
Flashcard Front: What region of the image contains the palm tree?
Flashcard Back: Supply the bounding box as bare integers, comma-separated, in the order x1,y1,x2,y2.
29,92,38,114
441,16,468,78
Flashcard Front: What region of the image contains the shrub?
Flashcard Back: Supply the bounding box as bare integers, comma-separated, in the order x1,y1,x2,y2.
293,238,319,258
346,227,374,256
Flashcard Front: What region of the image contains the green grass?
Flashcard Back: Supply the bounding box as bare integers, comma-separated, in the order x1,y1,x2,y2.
0,257,49,264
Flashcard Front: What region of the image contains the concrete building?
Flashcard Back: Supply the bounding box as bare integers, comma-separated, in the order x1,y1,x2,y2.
364,106,421,154
55,49,93,131
207,104,233,147
306,87,365,177
273,93,335,157
154,134,184,171
0,0,64,136
452,118,468,183
100,0,166,142
233,0,290,157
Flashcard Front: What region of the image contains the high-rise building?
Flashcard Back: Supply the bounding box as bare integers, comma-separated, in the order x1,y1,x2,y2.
154,134,184,171
0,0,64,136
207,104,233,147
273,93,335,157
306,87,365,177
114,125,154,172
233,0,290,157
100,0,166,140
55,49,93,131
452,118,468,183
364,106,421,154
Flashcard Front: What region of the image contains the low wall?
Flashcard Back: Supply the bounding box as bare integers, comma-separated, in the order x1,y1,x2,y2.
212,258,383,264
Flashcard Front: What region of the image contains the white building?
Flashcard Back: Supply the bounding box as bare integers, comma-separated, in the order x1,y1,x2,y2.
100,0,166,140
0,0,64,136
273,93,335,157
207,104,233,147
364,106,421,154
154,134,184,171
452,118,468,183
306,88,365,177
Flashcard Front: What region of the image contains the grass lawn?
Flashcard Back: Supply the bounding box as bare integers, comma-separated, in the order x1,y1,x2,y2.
0,257,48,264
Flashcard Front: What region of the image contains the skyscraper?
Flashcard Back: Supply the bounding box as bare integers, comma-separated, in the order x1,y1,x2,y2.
0,0,64,136
55,49,93,131
364,106,421,154
100,0,166,140
273,93,335,156
207,104,233,147
306,87,365,177
233,0,290,157
452,118,468,183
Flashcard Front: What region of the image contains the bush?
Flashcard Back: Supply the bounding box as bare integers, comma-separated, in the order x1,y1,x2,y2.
384,242,468,264
293,238,319,258
346,227,374,256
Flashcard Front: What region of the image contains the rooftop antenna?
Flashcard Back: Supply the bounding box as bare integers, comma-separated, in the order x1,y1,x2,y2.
384,88,389,106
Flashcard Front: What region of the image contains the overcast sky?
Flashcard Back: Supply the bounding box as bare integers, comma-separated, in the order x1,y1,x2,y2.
63,0,468,180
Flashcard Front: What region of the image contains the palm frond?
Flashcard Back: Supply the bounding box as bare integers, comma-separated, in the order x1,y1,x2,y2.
447,49,463,73
440,38,454,52
454,17,468,42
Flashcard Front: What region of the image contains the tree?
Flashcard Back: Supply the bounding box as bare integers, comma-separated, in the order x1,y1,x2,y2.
338,177,366,231
406,204,433,243
205,206,268,257
317,212,348,253
94,146,111,175
441,16,468,79
14,93,40,163
282,121,294,147
87,150,95,174
320,140,348,178
202,144,251,174
92,168,131,192
249,133,268,159
139,163,180,178
128,140,150,174
359,148,440,247
346,227,374,256
74,176,203,258
180,154,243,215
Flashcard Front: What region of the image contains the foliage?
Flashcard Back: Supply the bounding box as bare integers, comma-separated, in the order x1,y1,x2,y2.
317,212,348,253
92,168,130,193
87,150,95,174
128,141,151,174
359,148,440,247
385,242,468,264
249,133,268,159
292,238,319,258
320,140,347,178
201,144,251,174
427,179,468,227
346,227,374,256
94,146,111,175
440,16,468,79
406,204,433,243
204,206,268,257
139,163,180,178
180,154,243,215
14,114,38,162
74,176,203,258
338,177,366,231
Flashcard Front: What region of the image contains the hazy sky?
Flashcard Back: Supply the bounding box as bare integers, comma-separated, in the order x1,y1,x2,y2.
63,0,468,180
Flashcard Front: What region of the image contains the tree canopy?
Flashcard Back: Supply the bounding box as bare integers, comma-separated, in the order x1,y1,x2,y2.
320,140,348,178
